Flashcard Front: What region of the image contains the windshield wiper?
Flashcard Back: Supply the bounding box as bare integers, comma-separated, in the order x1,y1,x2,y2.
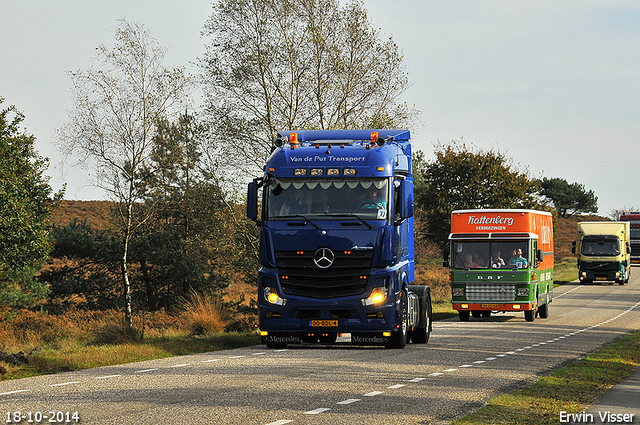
280,215,321,230
326,213,375,230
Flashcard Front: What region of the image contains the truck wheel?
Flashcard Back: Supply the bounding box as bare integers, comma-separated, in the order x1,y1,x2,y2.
458,311,470,321
471,311,481,318
524,310,536,322
481,311,491,318
408,285,431,344
538,302,549,319
388,290,408,349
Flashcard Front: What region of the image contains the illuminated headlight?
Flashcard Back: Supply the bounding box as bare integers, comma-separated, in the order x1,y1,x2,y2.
452,287,464,297
615,272,620,278
517,288,529,297
311,168,323,176
294,168,307,176
581,272,587,277
343,168,356,176
362,286,388,306
264,287,286,305
327,168,340,175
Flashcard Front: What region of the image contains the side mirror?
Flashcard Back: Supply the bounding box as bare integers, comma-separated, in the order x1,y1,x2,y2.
537,249,544,262
247,180,259,222
571,240,576,255
397,179,414,219
442,250,450,268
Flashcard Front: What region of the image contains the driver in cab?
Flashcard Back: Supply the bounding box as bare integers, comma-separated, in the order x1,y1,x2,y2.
359,186,386,210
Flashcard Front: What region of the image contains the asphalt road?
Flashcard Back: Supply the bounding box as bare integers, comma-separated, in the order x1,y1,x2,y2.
2,276,640,425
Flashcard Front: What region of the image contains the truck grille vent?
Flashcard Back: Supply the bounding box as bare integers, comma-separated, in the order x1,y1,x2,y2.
466,282,515,301
276,251,373,299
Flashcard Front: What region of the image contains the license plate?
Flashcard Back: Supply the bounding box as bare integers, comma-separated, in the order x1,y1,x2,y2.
596,277,607,281
310,320,338,327
481,304,499,309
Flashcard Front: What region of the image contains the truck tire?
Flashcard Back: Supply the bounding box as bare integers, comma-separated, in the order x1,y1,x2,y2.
458,310,470,321
538,302,549,318
524,310,536,322
408,285,431,344
387,290,408,349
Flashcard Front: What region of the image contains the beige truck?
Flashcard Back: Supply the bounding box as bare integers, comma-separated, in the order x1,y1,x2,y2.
572,221,631,285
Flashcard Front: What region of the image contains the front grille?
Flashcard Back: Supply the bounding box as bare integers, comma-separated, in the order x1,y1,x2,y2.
276,250,373,299
466,282,515,301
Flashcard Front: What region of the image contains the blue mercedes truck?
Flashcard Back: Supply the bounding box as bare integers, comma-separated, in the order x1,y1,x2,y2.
247,129,432,348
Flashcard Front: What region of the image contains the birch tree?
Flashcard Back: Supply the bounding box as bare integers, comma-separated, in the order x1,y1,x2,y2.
58,19,191,329
201,0,415,181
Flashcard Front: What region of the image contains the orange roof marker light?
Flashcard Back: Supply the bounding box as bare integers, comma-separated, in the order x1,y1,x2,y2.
289,132,299,148
370,131,379,147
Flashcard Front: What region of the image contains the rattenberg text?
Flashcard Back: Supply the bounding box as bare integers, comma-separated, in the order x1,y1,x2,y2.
467,215,514,226
559,411,636,423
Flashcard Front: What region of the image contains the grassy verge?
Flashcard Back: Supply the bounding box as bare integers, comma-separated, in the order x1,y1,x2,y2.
554,256,578,285
453,329,640,425
1,332,260,381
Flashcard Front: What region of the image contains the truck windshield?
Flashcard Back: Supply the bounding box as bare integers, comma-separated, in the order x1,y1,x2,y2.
452,240,530,269
582,238,620,256
265,178,389,221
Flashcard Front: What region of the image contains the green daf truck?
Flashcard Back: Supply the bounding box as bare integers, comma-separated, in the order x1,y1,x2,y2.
572,221,631,285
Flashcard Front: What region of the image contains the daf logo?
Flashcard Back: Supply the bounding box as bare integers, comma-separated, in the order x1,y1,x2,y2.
313,247,335,269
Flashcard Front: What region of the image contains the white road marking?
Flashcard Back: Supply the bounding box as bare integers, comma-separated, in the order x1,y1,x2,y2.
202,359,220,363
388,384,405,389
135,368,158,373
50,381,80,387
337,399,360,405
304,408,330,414
265,420,293,425
0,390,29,395
96,375,121,379
364,391,384,396
443,368,458,372
170,363,190,368
408,377,426,382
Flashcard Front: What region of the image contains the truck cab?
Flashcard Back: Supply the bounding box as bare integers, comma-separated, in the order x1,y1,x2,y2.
572,221,631,284
247,129,432,348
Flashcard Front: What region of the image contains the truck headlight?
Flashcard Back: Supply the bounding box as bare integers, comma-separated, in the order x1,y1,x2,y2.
452,288,464,297
517,288,529,297
264,287,286,305
362,286,388,306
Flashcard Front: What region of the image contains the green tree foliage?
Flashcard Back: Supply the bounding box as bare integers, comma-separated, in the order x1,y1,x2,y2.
539,177,598,218
201,0,415,182
0,98,63,308
415,141,541,250
43,219,121,311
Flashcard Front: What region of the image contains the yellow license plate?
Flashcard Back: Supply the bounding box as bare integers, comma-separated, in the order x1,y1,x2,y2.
481,304,499,309
596,277,607,281
310,320,338,327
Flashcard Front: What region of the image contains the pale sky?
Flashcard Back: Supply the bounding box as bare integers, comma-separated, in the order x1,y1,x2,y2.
2,0,639,217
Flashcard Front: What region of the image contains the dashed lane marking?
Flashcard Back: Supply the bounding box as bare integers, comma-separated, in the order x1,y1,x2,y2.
304,408,330,415
337,399,360,405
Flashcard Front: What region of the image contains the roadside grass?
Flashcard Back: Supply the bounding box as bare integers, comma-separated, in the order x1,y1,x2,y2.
1,332,260,380
554,256,578,285
453,328,640,425
0,304,259,381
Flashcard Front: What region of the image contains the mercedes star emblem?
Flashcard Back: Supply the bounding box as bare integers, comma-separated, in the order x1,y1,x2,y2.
313,247,335,269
